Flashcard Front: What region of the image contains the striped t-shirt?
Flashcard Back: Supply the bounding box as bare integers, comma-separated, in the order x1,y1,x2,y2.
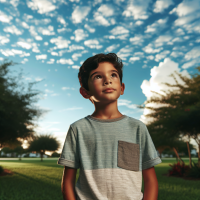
58,115,162,200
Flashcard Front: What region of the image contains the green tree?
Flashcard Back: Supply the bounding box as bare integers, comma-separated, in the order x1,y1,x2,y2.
28,134,60,161
14,146,24,160
0,61,45,148
139,66,200,166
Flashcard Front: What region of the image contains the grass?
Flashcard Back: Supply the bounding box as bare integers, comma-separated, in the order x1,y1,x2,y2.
0,158,200,200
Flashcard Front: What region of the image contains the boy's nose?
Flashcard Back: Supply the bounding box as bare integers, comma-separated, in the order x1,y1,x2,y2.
104,77,112,85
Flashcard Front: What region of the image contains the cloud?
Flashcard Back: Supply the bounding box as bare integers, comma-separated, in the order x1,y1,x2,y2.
17,40,32,49
0,49,27,56
72,65,80,69
154,35,172,47
143,43,163,54
145,18,168,33
129,56,140,63
47,58,55,64
84,24,95,33
73,29,88,42
68,44,85,52
57,58,74,65
117,45,133,60
57,16,67,26
36,54,47,60
122,0,151,20
71,6,90,24
27,0,57,14
184,46,200,60
0,35,10,45
84,39,103,49
109,26,129,40
72,53,82,61
97,4,114,17
50,36,71,49
155,50,170,62
59,107,83,111
118,99,137,109
94,12,110,26
3,25,23,35
0,10,13,23
38,25,55,35
105,44,120,52
129,35,144,45
153,0,174,13
182,59,200,69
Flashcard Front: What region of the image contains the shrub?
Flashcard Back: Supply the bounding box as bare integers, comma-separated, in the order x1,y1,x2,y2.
185,161,200,178
51,152,60,157
0,165,4,174
168,161,190,177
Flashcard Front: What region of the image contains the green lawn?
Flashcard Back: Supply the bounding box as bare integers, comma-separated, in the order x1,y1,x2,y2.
0,158,199,200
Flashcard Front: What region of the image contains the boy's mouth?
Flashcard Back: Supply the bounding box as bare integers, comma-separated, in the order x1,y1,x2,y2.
103,88,115,92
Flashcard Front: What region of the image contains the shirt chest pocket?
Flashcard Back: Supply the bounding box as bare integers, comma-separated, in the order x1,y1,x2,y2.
117,140,140,171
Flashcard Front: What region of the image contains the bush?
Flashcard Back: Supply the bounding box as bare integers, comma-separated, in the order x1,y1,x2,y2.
51,152,60,157
0,165,4,174
168,161,190,177
185,161,200,178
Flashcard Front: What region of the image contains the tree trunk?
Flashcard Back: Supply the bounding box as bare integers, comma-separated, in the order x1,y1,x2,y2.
198,144,200,167
173,147,183,164
186,142,191,168
40,152,43,161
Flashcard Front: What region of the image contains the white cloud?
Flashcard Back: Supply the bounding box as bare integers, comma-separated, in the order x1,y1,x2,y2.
72,65,80,69
71,6,90,24
118,99,137,109
184,46,200,60
72,53,82,61
140,58,190,123
57,16,67,26
0,49,26,56
0,35,10,45
57,58,74,65
97,4,114,17
17,40,32,49
47,58,55,64
145,18,168,33
50,36,71,49
68,44,84,52
62,87,70,90
110,26,129,35
135,20,143,26
122,0,151,20
153,0,174,13
182,59,200,69
117,45,133,60
51,52,58,56
3,25,23,35
94,12,110,26
154,35,172,47
38,25,55,35
105,44,120,52
35,36,43,40
155,50,170,62
36,54,47,60
0,10,13,23
27,0,57,14
73,29,88,42
143,43,163,54
35,77,43,81
170,51,184,58
129,56,140,63
59,107,83,111
129,35,144,45
84,39,103,49
84,24,95,33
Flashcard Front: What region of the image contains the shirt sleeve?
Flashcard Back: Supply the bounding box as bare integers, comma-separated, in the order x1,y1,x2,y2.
57,125,80,169
140,123,162,170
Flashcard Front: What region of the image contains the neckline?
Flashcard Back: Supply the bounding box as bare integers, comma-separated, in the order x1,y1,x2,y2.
86,115,127,122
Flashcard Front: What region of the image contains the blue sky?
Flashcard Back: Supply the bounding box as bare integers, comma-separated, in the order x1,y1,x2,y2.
0,0,200,152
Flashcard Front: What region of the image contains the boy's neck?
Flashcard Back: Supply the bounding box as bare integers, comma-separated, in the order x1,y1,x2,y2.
91,100,123,119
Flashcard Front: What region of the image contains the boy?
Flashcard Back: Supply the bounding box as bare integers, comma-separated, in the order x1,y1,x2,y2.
58,53,162,200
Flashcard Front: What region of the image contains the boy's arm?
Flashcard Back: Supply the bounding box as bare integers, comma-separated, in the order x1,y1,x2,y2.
61,166,77,200
142,166,158,200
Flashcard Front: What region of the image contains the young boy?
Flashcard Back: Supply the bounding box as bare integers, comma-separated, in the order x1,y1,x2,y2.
57,53,162,200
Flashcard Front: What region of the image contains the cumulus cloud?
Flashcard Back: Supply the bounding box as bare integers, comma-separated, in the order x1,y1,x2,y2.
57,16,67,26
73,29,88,42
94,12,110,26
129,35,144,45
3,25,23,35
109,26,129,39
122,0,151,20
84,39,103,49
84,24,95,33
0,35,10,45
0,10,13,23
145,18,168,33
154,35,172,47
0,49,27,56
105,44,120,52
140,58,190,123
57,58,74,65
117,45,133,60
118,99,137,109
143,43,163,54
72,53,82,61
97,4,114,17
72,6,90,24
72,65,80,69
27,0,57,14
184,46,200,60
182,59,200,69
155,50,170,62
38,25,55,35
50,36,71,49
153,0,174,13
36,54,47,60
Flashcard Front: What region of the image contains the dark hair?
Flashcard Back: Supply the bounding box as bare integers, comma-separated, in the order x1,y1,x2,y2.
78,53,123,91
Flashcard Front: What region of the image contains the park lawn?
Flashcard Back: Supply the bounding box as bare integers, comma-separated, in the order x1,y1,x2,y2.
0,158,199,200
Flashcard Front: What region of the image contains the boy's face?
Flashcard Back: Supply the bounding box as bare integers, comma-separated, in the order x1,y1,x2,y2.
80,62,125,103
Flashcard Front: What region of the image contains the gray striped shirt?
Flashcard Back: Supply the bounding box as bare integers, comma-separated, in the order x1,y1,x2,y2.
58,115,162,200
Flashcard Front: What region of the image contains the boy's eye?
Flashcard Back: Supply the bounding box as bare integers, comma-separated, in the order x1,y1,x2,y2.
111,73,118,77
94,75,101,79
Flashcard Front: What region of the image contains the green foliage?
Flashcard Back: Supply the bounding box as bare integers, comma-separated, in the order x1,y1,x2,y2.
0,165,3,174
28,134,60,161
168,161,190,177
0,61,46,148
51,152,60,157
185,161,200,178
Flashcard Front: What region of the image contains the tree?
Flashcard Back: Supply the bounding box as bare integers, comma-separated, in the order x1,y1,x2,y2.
28,134,60,161
14,146,24,160
139,66,200,166
0,61,45,148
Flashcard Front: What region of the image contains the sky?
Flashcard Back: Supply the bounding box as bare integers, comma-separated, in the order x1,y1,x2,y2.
0,0,200,153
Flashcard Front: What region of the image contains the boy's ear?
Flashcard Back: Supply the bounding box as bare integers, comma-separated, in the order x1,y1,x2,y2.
120,83,125,95
79,87,91,99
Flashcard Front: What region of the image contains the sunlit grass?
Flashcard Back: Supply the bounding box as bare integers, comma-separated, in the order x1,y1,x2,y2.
0,158,199,200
